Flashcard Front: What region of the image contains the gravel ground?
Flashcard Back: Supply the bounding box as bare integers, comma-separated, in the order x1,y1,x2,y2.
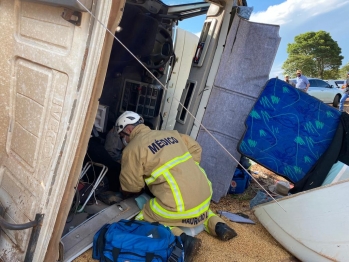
73,164,298,262
192,164,298,262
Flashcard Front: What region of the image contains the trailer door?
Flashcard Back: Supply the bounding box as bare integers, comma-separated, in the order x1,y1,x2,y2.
0,0,114,260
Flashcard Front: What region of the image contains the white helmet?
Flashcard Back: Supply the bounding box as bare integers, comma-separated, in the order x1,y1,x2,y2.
115,111,143,134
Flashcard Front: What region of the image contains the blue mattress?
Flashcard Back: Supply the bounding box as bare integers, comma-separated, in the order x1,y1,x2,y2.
238,78,341,183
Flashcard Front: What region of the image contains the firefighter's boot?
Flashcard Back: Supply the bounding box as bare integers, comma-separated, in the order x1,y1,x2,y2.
215,222,237,241
180,233,202,262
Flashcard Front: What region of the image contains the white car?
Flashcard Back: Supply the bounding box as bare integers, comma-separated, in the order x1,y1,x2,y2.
292,78,344,107
325,79,346,89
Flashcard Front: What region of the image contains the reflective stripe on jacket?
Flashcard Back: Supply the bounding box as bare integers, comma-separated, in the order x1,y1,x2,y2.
120,124,212,219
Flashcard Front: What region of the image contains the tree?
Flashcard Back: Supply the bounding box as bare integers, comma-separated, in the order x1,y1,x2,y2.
282,31,343,79
323,69,340,80
339,62,349,79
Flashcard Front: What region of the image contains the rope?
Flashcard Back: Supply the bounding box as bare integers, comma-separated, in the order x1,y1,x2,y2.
75,0,286,211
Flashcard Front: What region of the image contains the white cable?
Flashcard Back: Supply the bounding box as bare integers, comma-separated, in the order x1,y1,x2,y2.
76,0,286,211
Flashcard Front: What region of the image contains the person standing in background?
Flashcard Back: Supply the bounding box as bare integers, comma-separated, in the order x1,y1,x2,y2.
339,72,349,112
295,69,310,92
284,74,295,87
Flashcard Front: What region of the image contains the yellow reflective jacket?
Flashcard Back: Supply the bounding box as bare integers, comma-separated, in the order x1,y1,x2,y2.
120,124,212,219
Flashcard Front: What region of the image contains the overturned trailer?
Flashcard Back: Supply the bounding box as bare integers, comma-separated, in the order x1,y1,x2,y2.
0,0,282,261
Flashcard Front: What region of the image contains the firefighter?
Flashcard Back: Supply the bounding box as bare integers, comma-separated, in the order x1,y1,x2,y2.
116,111,237,262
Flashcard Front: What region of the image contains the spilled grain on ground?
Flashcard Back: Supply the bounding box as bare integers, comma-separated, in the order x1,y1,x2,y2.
73,165,298,262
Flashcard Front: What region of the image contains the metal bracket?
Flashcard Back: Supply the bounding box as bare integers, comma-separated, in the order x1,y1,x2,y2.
58,240,64,262
61,8,82,26
0,207,42,231
21,0,92,12
0,206,44,262
24,213,45,262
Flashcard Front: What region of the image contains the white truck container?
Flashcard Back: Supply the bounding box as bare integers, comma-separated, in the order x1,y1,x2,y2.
0,0,280,261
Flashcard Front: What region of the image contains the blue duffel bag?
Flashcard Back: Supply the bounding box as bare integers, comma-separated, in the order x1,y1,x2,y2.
92,219,184,262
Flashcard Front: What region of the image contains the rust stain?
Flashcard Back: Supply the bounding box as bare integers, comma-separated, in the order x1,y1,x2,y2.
1,231,24,261
2,230,22,251
14,232,21,248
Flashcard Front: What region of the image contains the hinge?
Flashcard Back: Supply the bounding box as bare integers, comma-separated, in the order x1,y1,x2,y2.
61,8,82,26
58,241,64,262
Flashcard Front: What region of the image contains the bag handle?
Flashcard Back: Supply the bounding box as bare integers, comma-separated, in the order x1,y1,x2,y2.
111,249,156,262
95,225,109,260
112,248,120,261
146,253,155,262
167,238,183,262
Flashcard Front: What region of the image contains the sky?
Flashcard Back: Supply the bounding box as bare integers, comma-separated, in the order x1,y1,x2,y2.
177,0,349,78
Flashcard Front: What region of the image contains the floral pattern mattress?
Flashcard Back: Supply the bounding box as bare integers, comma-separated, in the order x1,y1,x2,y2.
238,78,341,183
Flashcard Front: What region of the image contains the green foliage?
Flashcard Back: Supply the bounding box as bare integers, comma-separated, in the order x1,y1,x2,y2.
323,69,340,80
282,31,344,79
339,62,349,79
